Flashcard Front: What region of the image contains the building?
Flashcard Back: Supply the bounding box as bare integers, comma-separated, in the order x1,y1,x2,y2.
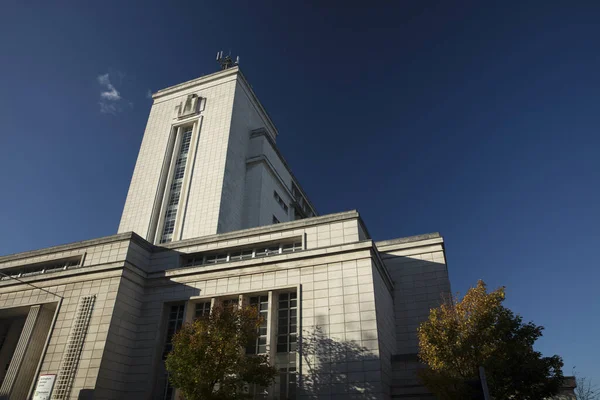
0,64,451,400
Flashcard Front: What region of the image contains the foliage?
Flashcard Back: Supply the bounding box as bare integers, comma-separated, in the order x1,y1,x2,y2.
165,304,277,400
417,280,564,400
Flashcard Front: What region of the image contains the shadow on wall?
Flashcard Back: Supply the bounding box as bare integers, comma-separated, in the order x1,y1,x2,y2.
78,389,95,399
299,326,380,399
377,251,451,399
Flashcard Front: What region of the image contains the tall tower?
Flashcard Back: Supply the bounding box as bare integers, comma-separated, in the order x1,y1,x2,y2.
118,66,316,244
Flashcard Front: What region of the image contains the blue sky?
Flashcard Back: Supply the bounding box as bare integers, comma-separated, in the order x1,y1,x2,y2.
1,0,599,382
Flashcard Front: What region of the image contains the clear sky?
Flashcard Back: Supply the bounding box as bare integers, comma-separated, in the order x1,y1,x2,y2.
1,0,598,383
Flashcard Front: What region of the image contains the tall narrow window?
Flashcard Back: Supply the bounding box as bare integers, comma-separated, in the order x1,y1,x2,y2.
160,126,193,243
162,304,185,400
247,295,269,354
279,367,297,400
277,292,297,353
163,304,185,358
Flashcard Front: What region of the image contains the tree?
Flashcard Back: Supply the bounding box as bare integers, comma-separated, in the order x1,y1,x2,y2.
574,368,599,400
417,280,564,400
165,304,277,400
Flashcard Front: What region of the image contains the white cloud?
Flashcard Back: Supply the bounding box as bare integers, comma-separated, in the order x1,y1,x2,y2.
99,102,118,115
97,73,121,100
146,89,152,99
97,72,128,114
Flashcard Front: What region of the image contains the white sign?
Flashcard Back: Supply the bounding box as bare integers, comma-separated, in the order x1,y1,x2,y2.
32,374,56,400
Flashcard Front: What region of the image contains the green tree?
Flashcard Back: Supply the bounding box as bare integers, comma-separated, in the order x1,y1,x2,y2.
417,280,564,400
165,304,277,400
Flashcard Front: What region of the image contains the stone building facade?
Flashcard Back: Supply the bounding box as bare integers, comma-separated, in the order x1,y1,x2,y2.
0,66,451,400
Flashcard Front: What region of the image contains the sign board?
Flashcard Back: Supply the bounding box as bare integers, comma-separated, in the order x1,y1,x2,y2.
32,374,56,400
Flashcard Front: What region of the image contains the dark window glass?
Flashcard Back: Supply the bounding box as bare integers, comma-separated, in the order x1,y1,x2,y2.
277,291,297,353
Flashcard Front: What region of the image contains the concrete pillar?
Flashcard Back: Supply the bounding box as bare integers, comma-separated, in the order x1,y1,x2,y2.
267,290,276,362
0,304,54,400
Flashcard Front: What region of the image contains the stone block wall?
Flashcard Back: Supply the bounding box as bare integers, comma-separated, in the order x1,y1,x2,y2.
377,234,451,399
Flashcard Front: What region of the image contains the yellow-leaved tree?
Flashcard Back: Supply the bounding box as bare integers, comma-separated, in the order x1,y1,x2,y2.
417,280,564,400
165,304,277,400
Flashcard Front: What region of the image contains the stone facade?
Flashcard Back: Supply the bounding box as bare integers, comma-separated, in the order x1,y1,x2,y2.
0,212,451,399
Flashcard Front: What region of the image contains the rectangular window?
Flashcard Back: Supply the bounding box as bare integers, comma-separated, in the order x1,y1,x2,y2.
205,253,227,264
184,255,203,267
162,219,175,234
163,304,185,359
277,292,297,353
229,249,253,262
181,237,302,267
281,242,302,253
272,215,280,224
247,295,269,354
164,208,177,221
256,245,280,258
279,367,297,400
159,126,193,244
194,302,211,319
274,191,289,214
174,164,185,179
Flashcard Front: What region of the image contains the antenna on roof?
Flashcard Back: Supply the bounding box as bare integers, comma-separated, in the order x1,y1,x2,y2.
216,50,239,70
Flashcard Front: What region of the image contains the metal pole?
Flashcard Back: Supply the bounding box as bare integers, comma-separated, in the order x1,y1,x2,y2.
479,366,491,400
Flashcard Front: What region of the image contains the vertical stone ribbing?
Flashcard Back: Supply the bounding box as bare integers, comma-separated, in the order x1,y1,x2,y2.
51,295,95,400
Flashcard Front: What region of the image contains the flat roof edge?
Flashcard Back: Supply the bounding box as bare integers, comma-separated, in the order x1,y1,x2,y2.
375,232,442,248
0,232,150,264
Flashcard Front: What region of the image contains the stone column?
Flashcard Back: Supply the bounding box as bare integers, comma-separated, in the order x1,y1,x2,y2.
0,304,54,400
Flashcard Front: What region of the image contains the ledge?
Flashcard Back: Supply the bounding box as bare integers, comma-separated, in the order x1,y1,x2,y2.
0,232,151,265
158,210,361,252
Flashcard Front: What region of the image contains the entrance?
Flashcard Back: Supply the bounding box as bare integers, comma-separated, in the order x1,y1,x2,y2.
0,303,56,400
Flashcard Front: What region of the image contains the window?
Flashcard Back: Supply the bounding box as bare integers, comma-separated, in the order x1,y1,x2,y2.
256,245,280,258
274,191,289,214
229,249,253,262
195,302,211,319
180,131,192,153
279,367,297,400
181,239,304,267
277,292,297,353
168,191,181,206
0,256,82,281
174,165,185,179
247,295,269,354
159,126,193,244
163,304,185,359
272,215,280,224
205,253,228,264
281,242,302,253
161,303,186,400
164,208,177,221
162,219,175,235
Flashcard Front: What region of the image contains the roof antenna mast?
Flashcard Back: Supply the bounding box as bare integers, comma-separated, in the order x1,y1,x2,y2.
216,50,240,70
